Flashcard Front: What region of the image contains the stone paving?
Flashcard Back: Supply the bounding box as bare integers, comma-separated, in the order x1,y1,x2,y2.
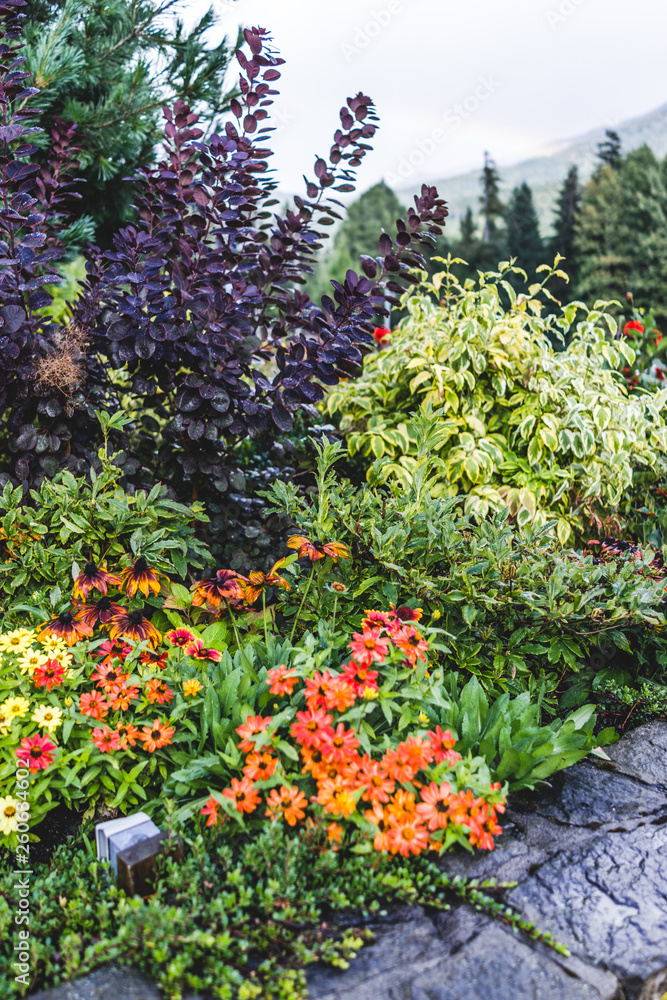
31,722,667,1000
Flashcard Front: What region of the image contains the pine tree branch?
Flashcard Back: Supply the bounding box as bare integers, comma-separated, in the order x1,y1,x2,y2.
97,0,181,64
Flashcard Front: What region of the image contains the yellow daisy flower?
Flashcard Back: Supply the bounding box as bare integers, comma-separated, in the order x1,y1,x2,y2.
0,706,11,735
39,636,68,656
2,697,30,720
0,631,34,654
17,650,48,674
53,650,74,668
0,796,26,836
183,678,204,697
31,704,63,732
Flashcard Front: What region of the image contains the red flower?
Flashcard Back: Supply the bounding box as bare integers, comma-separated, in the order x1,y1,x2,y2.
91,726,121,753
139,649,168,669
318,722,359,762
90,661,128,694
165,628,196,647
16,733,56,771
342,660,379,695
32,659,66,690
373,326,391,345
223,776,261,814
236,714,272,753
94,640,131,663
79,690,110,720
391,625,429,665
200,795,223,827
267,664,299,697
348,628,391,666
139,718,175,752
427,726,461,766
184,638,222,662
290,708,334,749
623,320,644,336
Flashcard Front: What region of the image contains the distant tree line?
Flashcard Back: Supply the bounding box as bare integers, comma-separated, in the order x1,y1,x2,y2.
314,130,667,323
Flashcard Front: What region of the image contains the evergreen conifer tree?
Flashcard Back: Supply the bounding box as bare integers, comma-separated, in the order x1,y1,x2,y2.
505,182,543,278
550,165,581,301
597,129,622,171
23,0,238,245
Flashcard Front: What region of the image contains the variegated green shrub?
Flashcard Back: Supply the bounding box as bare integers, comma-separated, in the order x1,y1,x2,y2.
328,259,667,543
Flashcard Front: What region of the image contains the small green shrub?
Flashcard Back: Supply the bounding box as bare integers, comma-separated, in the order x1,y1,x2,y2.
327,259,667,543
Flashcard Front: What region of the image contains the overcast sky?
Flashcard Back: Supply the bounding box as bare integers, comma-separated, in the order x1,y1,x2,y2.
183,0,667,195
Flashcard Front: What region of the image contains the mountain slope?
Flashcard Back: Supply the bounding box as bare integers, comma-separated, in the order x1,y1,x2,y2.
397,102,667,239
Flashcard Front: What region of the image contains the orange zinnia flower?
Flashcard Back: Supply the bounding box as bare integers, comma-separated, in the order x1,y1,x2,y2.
324,676,356,713
326,822,343,844
90,661,128,694
119,557,161,598
79,690,110,720
139,718,175,752
223,776,261,814
386,813,429,856
243,750,278,782
364,802,392,852
286,536,351,563
427,726,461,766
109,683,140,712
200,795,223,827
265,785,308,825
115,722,140,748
416,781,451,831
290,708,334,749
304,669,335,711
236,714,272,753
72,562,121,601
318,722,359,763
267,664,299,697
315,777,357,818
391,625,429,664
354,755,395,805
145,678,174,705
382,748,417,784
396,735,434,772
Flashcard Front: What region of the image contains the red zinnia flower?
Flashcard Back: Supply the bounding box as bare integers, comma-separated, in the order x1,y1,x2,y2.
427,726,461,766
236,714,272,753
91,726,121,753
348,628,391,666
290,708,334,749
32,658,66,690
165,628,196,647
267,664,299,696
16,734,56,771
318,722,360,762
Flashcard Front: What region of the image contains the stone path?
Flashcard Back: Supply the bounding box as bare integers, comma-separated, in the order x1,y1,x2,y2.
31,722,667,1000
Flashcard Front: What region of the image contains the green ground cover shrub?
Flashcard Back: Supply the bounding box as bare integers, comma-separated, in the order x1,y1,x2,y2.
326,259,667,544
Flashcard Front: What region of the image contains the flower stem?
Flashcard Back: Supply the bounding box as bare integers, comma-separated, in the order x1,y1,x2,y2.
331,593,339,637
290,566,315,644
224,598,241,650
262,589,269,649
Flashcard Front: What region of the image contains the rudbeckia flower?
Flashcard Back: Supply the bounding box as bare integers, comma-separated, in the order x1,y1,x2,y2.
75,596,124,629
119,557,162,598
108,608,162,647
31,705,63,733
39,610,93,646
16,733,56,771
72,562,121,601
243,559,291,604
191,569,246,608
139,718,175,752
286,536,351,563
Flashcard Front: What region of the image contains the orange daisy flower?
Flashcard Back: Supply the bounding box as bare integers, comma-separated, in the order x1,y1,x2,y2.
391,625,429,664
265,785,308,825
79,690,110,720
348,628,390,666
304,669,335,711
109,683,140,712
354,755,395,804
326,822,343,844
386,813,430,856
324,676,356,713
318,722,359,763
290,708,334,749
243,750,278,782
286,536,351,563
315,777,356,818
200,795,223,827
222,776,261,814
267,664,299,697
115,722,140,748
364,803,392,853
396,735,434,772
236,714,272,753
415,781,451,831
427,726,461,766
145,678,174,706
139,718,175,752
382,748,417,784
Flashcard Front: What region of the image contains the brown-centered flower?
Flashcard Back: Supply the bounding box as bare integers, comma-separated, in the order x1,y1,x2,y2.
74,595,124,629
286,536,351,563
72,562,121,601
107,608,162,647
243,558,291,604
191,569,247,608
119,557,162,598
38,610,94,646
